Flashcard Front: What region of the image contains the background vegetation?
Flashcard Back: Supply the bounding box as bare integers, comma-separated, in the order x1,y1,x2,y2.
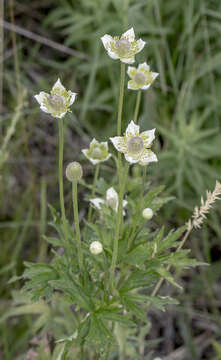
0,0,221,358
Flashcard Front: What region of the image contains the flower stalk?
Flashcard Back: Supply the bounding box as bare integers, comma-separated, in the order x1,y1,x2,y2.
117,63,126,136
72,180,84,275
109,62,126,292
88,163,100,223
110,162,129,291
58,119,69,249
133,89,141,124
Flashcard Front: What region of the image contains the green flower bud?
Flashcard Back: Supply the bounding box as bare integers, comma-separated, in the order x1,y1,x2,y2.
66,162,83,182
90,241,103,255
142,207,153,220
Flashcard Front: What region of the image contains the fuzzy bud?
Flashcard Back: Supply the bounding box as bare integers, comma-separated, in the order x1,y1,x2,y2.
66,162,83,182
90,241,103,255
142,207,153,220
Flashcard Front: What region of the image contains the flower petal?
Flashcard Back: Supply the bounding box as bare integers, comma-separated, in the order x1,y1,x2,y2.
122,27,135,41
52,78,66,93
90,138,99,146
122,200,128,208
151,72,159,83
82,149,100,165
136,39,146,53
40,105,50,114
101,34,113,50
34,91,47,105
90,198,104,210
55,111,67,119
125,120,140,138
120,56,135,64
138,62,150,72
139,150,158,166
107,49,119,60
141,84,151,90
103,153,112,162
127,66,136,79
140,129,155,147
128,80,140,90
110,136,127,153
106,187,118,202
68,91,77,106
106,187,118,212
100,141,108,149
124,153,139,164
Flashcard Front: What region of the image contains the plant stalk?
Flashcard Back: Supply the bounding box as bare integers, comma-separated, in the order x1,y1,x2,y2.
110,63,126,292
58,119,69,249
117,63,126,136
133,90,141,124
110,162,129,291
72,181,83,274
87,163,100,223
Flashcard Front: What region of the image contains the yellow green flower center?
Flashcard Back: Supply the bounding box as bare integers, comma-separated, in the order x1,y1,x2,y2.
134,72,147,85
115,38,131,56
91,147,102,159
48,94,64,110
127,136,144,154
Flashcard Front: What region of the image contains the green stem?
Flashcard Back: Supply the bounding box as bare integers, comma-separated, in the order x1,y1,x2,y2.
133,90,141,124
72,181,83,274
110,162,129,291
88,164,100,223
109,63,126,292
58,119,69,248
117,63,126,136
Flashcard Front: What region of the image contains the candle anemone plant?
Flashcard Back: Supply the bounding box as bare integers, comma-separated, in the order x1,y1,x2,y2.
18,27,220,360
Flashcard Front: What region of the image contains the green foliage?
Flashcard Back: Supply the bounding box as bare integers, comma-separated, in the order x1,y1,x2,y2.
1,0,221,359
19,180,202,358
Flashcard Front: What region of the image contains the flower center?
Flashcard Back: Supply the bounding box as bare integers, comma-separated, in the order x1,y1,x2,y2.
115,38,131,56
91,147,102,159
127,136,144,154
134,72,147,85
48,94,64,110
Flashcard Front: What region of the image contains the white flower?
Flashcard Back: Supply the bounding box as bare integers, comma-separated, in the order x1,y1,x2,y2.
110,120,158,166
127,62,159,90
82,138,111,165
90,187,127,215
101,27,146,64
90,241,103,255
34,78,77,119
142,208,153,220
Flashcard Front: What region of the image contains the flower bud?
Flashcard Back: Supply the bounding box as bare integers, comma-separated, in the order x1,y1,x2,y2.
66,162,83,182
142,207,153,220
90,241,103,255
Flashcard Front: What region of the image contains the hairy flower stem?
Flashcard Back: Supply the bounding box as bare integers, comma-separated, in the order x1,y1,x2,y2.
58,119,69,250
150,226,192,298
72,181,84,275
110,162,129,292
117,63,126,186
87,163,100,223
117,63,126,136
133,90,141,124
110,63,126,292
